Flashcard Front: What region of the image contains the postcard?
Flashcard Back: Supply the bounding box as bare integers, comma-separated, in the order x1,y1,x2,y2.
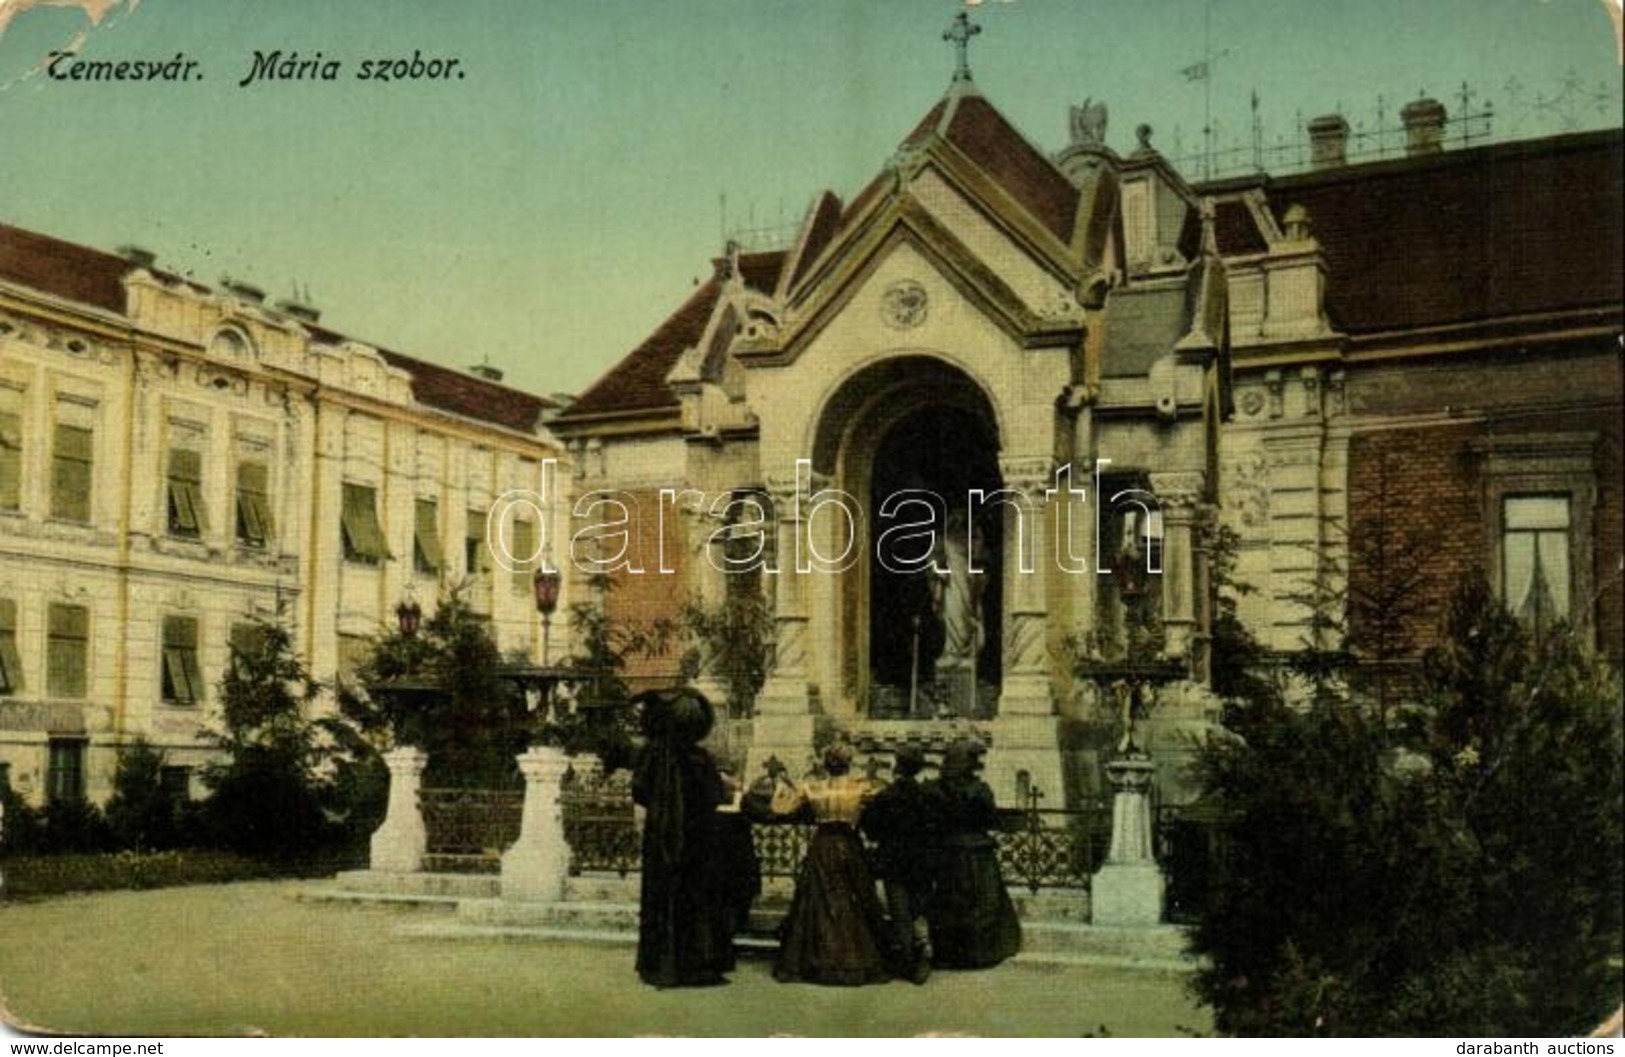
0,0,1620,1040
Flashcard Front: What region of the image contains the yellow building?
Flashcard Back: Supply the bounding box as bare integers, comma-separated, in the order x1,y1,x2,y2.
0,224,565,806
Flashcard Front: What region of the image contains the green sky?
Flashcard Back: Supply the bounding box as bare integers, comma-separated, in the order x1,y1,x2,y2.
1,0,1619,400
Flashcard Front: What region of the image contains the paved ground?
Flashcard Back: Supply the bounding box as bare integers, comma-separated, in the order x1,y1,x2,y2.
0,881,1211,1037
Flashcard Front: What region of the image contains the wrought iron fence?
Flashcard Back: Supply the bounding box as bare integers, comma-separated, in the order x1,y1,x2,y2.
992,803,1110,894
559,767,640,877
419,788,523,874
416,774,1193,910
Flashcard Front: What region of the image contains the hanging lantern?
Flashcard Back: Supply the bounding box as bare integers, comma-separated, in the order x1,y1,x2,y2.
532,566,562,618
395,599,423,638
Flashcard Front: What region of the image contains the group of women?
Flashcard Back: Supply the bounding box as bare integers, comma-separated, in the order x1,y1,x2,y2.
630,688,1021,989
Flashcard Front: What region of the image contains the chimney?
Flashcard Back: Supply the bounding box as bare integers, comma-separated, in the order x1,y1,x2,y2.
222,278,265,304
1307,114,1349,169
117,245,157,269
1400,98,1447,156
276,299,321,324
468,362,504,383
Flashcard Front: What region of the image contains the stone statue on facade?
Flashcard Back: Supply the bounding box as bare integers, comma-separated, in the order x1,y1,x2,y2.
1069,98,1108,147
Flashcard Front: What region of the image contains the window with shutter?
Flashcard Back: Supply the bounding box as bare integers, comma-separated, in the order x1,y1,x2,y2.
466,508,490,577
340,483,390,563
0,390,22,511
166,447,209,537
235,460,274,547
0,598,22,694
51,423,93,522
46,603,88,698
161,615,204,705
47,738,85,803
511,518,537,589
414,498,442,575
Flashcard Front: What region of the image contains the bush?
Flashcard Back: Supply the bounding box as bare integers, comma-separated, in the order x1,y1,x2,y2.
352,587,531,788
104,740,192,851
0,848,356,899
202,617,340,857
1189,578,1623,1036
38,797,114,854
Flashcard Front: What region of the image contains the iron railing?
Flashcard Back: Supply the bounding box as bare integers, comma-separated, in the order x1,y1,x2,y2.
416,775,1213,916
992,803,1110,894
419,788,522,874
559,767,640,877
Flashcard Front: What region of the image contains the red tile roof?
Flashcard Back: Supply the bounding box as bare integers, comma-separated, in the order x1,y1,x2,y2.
1259,129,1624,333
932,94,1080,244
0,222,554,434
787,191,844,293
1,222,146,314
557,251,786,423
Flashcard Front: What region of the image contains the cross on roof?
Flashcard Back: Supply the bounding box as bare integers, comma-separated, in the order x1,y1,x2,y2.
943,10,981,84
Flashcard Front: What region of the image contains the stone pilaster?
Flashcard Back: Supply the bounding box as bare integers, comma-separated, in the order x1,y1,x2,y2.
500,746,574,903
1148,471,1205,661
369,747,427,874
986,457,1065,807
747,478,816,782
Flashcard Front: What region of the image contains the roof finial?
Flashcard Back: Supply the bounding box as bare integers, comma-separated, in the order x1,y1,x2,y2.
944,10,981,84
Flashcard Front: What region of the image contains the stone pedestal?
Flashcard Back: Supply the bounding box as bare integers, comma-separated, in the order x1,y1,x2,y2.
369,747,427,873
1091,753,1165,926
501,746,573,903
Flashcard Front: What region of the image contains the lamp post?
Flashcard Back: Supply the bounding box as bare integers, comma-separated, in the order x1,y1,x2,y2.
532,565,561,666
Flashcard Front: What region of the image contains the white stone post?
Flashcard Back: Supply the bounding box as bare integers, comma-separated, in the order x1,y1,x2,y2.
1091,753,1165,926
370,747,428,873
500,745,573,903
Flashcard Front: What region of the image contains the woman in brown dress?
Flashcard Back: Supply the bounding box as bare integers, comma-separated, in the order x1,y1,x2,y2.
768,743,894,985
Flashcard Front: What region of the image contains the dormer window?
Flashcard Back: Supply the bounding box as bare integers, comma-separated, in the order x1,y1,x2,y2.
209,328,253,360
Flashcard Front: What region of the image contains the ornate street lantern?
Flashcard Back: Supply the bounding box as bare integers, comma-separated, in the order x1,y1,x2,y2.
532,566,562,618
533,566,562,666
395,599,423,639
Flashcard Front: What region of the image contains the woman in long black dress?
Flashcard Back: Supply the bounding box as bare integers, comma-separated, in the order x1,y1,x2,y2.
925,738,1022,968
768,743,894,985
630,688,731,988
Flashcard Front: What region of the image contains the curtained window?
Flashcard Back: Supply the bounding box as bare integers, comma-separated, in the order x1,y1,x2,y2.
1502,495,1572,640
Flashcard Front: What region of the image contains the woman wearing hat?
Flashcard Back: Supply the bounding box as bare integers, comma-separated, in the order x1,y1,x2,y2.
630,688,734,987
767,742,894,985
925,738,1022,968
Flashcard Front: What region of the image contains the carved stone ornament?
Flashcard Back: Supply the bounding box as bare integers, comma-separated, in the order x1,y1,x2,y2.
880,280,929,330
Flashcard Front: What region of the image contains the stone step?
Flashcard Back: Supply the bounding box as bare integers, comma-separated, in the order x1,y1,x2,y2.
314,869,500,903
400,913,1194,970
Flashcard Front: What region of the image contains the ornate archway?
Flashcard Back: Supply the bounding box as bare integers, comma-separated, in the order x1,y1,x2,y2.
806,355,1003,718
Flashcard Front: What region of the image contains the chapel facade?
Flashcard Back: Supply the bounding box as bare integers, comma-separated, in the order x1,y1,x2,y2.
551,65,1623,809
